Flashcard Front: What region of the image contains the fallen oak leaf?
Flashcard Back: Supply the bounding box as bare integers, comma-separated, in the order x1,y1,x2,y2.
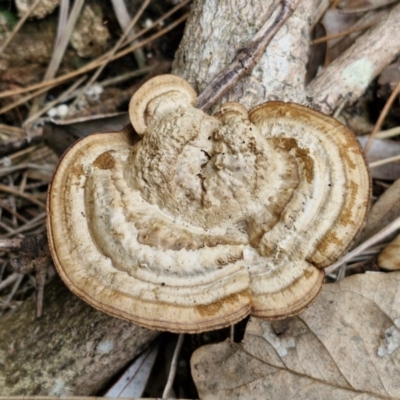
192,271,400,399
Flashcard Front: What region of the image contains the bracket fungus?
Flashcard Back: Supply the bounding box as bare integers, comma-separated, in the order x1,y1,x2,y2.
47,75,370,333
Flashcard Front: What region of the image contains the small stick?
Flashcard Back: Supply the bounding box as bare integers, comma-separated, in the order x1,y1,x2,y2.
196,0,300,111
162,333,184,398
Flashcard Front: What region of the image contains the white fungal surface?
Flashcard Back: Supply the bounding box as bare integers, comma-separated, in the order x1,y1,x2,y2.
47,75,370,333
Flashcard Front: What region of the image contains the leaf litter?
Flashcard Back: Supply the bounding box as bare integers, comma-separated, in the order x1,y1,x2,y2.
1,0,400,398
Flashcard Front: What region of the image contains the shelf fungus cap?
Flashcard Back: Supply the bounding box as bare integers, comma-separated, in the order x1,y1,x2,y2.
47,75,371,333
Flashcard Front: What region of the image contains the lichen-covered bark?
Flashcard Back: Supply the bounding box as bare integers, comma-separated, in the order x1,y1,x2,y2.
0,277,158,395
307,3,400,114
173,0,400,115
172,0,314,108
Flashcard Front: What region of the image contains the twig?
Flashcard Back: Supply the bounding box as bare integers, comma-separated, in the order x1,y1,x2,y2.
5,144,39,162
195,0,300,110
162,333,185,398
0,0,41,55
0,220,17,235
364,80,400,154
325,216,400,274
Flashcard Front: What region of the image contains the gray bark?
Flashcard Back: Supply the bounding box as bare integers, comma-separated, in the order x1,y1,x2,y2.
172,0,314,108
0,277,159,395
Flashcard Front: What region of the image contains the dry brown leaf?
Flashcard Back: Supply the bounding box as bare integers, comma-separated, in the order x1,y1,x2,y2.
192,271,400,399
357,177,400,243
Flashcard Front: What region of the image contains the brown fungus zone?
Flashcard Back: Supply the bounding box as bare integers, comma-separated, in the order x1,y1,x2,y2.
47,75,370,333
